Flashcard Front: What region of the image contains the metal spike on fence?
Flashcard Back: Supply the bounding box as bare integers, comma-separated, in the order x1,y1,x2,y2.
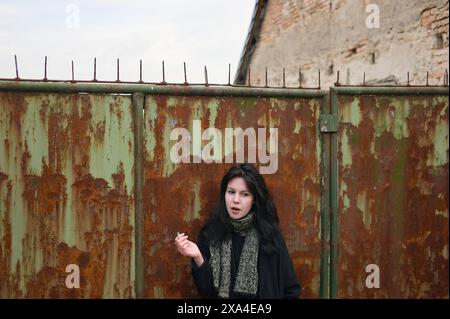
44,56,48,81
93,57,97,82
407,72,410,86
248,68,251,87
183,62,188,85
161,60,166,84
426,71,429,86
116,58,120,82
282,68,286,88
71,60,74,82
14,55,19,79
335,70,340,86
318,69,321,89
228,64,231,86
298,68,302,88
139,60,143,83
204,66,209,87
265,67,268,88
445,69,449,86
363,72,366,86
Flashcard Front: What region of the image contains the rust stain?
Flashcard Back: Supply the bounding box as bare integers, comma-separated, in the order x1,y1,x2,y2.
23,162,67,217
110,97,124,124
0,172,8,184
1,178,21,297
72,168,133,298
20,145,31,175
69,95,93,178
47,109,69,174
24,243,93,298
3,139,10,161
337,95,449,298
4,93,26,139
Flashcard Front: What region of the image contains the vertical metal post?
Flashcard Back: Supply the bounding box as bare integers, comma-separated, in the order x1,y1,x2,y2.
117,59,120,82
93,58,97,81
318,69,321,89
298,68,302,88
132,93,145,299
319,93,331,299
162,61,166,84
71,61,75,82
204,66,209,87
44,56,48,81
265,67,268,88
14,55,19,79
329,88,339,299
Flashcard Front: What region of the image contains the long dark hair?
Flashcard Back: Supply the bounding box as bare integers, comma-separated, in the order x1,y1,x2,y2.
203,163,281,254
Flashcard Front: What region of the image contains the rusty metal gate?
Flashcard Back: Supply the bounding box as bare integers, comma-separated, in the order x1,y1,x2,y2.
329,87,449,298
0,79,448,299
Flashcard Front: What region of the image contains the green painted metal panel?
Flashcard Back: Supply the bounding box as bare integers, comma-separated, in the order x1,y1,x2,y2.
0,92,135,298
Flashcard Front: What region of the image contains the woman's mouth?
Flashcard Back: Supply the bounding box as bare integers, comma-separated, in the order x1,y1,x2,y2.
230,207,241,214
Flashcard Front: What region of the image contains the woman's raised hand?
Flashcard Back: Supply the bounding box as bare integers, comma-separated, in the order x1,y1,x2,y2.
175,233,200,257
175,232,204,267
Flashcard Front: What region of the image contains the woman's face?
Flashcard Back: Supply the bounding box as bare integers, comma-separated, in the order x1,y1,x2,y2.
225,177,254,220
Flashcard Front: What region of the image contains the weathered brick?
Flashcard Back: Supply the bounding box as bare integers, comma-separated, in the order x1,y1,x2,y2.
243,0,449,88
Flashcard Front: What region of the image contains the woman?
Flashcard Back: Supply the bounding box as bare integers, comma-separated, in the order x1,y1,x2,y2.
175,163,300,298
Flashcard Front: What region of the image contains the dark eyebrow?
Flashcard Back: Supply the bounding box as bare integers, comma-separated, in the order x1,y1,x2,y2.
227,187,250,193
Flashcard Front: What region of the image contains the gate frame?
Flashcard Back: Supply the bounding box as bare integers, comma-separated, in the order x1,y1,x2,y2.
2,79,446,299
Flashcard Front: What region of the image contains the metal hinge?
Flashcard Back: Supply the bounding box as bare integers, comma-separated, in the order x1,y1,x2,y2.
319,114,339,133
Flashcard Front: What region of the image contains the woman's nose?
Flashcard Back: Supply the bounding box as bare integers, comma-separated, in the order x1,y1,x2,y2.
233,194,240,203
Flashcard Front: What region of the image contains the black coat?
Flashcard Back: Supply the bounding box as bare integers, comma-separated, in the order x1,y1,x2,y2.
191,228,301,299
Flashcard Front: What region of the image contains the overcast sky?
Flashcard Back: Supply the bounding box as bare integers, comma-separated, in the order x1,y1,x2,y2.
0,0,255,84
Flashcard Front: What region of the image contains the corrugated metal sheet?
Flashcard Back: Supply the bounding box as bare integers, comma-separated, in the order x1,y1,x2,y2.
143,95,323,298
336,94,449,298
0,93,135,298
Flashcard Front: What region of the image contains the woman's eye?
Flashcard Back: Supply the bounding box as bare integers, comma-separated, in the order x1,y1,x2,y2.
227,190,234,194
242,193,249,197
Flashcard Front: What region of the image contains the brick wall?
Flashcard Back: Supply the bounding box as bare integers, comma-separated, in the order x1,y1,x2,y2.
245,0,449,88
260,0,300,47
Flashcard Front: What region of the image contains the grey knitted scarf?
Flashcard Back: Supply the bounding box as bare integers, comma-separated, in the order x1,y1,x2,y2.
209,211,259,298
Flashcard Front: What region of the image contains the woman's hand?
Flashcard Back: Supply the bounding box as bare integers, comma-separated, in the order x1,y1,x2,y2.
175,233,204,267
